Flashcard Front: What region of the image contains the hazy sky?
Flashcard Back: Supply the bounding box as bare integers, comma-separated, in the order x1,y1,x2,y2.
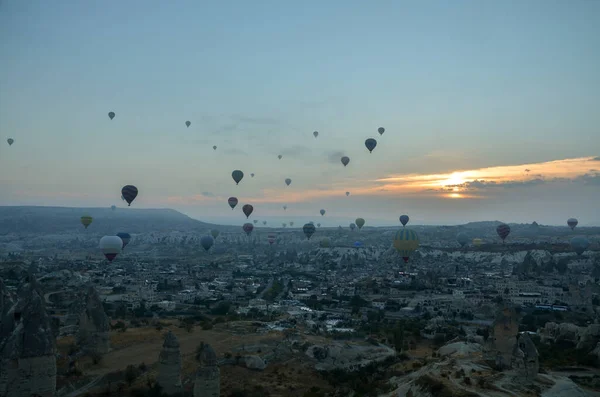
1,0,599,227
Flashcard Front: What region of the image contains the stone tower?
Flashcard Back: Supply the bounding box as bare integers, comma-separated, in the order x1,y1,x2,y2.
157,331,182,396
194,343,220,397
77,285,110,354
0,276,57,397
489,306,519,369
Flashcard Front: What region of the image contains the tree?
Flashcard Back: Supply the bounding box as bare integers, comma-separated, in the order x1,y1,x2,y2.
125,364,138,386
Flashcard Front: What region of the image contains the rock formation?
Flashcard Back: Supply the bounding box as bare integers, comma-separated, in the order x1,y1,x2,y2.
194,343,220,397
511,333,539,382
77,285,110,354
0,276,57,397
157,331,182,396
489,306,519,369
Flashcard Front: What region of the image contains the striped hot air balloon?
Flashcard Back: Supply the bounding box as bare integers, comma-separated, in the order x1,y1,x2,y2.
393,228,420,263
121,185,138,206
81,215,93,229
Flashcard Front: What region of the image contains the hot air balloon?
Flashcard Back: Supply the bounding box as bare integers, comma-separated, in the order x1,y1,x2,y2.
496,223,511,243
457,232,469,247
473,238,483,247
185,121,191,128
99,235,123,262
211,229,220,239
283,205,287,211
353,241,364,248
116,232,131,249
285,178,292,186
282,223,287,228
251,173,255,177
571,236,590,256
365,138,377,153
200,235,214,251
567,218,578,230
320,238,330,248
349,223,356,231
346,192,350,197
243,223,254,236
303,223,316,239
278,155,282,160
289,221,294,227
7,138,14,146
355,218,365,230
213,145,217,150
111,205,116,211
320,209,326,216
228,197,238,210
121,195,125,201
232,170,244,185
393,228,420,263
81,215,93,229
268,233,276,245
121,185,138,206
378,127,385,136
242,204,253,218
317,223,321,227
253,220,258,224
399,215,409,227
108,112,115,120
341,156,350,167
313,131,319,138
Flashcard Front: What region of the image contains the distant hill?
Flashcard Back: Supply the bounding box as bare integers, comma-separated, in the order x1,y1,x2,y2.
0,206,228,234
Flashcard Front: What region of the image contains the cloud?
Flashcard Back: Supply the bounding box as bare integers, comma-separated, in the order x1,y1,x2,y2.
200,191,215,197
326,151,346,165
230,114,281,126
590,157,600,161
223,148,248,156
278,145,311,158
578,172,600,186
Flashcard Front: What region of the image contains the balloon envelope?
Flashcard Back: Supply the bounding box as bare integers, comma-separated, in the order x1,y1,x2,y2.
243,223,254,236
211,229,220,239
232,170,244,185
108,112,115,120
278,155,282,159
320,238,330,248
399,215,409,226
378,127,385,135
116,232,131,249
365,138,377,153
213,145,217,150
313,131,319,138
285,178,292,186
349,223,356,230
346,192,350,196
393,228,420,263
7,138,14,146
111,205,116,211
99,236,123,261
185,121,191,127
355,218,365,230
81,215,93,229
121,185,138,206
571,236,590,255
200,235,214,251
496,224,511,241
457,232,469,247
567,218,578,230
242,204,253,218
303,223,316,239
228,197,238,209
320,209,325,216
341,156,350,166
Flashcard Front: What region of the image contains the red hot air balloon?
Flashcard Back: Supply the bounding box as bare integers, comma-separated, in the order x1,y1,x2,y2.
243,223,254,236
242,204,253,218
228,197,238,210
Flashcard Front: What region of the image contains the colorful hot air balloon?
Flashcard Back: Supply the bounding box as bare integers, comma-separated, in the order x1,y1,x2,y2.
116,232,131,249
232,170,244,185
121,185,138,206
349,223,356,231
355,218,365,230
185,121,191,128
341,156,350,167
399,215,409,227
346,192,350,197
313,131,319,138
320,238,330,248
200,235,214,251
320,209,326,216
285,178,292,186
228,197,238,210
242,204,253,218
243,223,254,236
496,223,511,243
251,173,255,177
108,112,115,120
571,236,590,256
317,223,321,227
282,223,287,228
378,127,385,136
211,229,220,239
262,221,267,225
364,138,377,153
278,155,283,160
289,221,294,227
268,233,276,245
393,228,420,263
457,232,469,247
567,218,578,230
303,223,316,239
353,241,364,248
99,235,122,262
81,215,93,229
472,238,483,247
253,220,258,224
213,145,217,150
283,205,287,211
7,138,14,146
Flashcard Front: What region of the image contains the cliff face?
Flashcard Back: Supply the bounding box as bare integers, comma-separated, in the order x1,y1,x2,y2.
0,276,57,397
77,285,110,354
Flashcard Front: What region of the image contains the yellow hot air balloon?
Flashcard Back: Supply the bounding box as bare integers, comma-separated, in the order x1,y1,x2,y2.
393,228,419,263
81,215,93,229
472,238,483,247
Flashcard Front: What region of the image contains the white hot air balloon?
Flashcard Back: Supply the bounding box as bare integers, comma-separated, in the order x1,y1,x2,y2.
99,235,123,262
